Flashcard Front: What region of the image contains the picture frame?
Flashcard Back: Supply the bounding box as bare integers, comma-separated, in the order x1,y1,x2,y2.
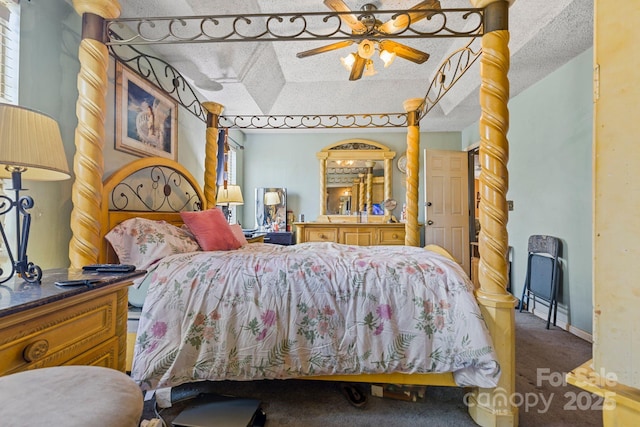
115,62,178,160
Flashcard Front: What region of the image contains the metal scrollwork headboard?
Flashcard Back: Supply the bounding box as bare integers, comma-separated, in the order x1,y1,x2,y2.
100,157,206,262
109,165,202,213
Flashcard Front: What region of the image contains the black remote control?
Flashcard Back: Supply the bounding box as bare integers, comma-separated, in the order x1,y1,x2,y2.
83,264,136,273
55,279,102,287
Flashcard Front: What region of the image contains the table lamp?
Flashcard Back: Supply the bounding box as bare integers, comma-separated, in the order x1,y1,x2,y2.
264,191,281,231
0,104,71,284
216,184,244,222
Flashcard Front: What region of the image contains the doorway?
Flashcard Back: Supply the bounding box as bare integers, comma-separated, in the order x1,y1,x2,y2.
423,149,470,275
468,147,480,287
468,147,512,291
468,147,480,242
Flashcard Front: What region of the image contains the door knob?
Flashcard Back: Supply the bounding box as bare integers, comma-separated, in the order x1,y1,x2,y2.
426,202,432,206
427,220,434,225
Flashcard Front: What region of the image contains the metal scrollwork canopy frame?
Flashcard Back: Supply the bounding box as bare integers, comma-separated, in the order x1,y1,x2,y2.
105,6,485,129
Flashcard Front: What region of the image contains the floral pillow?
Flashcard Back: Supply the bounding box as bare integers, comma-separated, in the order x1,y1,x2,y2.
105,217,200,270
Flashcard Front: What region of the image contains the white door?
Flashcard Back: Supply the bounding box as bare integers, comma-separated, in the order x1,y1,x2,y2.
424,149,470,274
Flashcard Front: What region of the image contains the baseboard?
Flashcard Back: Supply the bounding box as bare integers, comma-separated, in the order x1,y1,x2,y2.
527,305,593,343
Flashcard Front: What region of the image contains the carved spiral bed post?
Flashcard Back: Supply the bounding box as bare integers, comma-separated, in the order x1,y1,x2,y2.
202,102,224,209
317,153,327,216
467,1,519,426
365,161,374,216
69,0,121,269
383,158,393,218
70,0,127,371
403,98,422,247
358,174,365,213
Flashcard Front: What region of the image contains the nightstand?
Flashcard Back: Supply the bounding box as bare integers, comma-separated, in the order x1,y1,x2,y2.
246,233,266,243
0,268,145,375
265,231,294,245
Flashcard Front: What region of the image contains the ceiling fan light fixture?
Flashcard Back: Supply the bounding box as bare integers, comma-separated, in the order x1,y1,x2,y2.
380,49,396,68
300,1,435,81
340,53,356,71
357,39,376,59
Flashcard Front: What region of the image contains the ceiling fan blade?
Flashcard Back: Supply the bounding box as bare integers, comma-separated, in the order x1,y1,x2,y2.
378,0,441,35
379,40,430,64
324,0,367,33
349,54,366,81
296,40,354,59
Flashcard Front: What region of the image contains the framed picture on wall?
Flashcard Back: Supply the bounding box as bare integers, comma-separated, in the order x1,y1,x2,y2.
115,62,178,160
255,187,287,232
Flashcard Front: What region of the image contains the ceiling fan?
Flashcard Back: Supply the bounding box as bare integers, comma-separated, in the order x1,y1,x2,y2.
296,0,441,81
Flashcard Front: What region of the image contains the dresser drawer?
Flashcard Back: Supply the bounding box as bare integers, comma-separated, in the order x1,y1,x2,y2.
378,227,405,245
341,229,374,246
0,293,118,375
305,228,337,243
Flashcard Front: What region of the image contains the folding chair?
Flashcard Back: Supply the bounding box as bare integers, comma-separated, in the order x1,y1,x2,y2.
519,235,561,329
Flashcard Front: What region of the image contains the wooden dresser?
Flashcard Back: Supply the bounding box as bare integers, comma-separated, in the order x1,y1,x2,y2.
0,269,144,376
294,222,406,246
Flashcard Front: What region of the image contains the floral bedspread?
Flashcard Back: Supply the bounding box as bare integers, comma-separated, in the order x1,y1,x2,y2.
131,242,500,390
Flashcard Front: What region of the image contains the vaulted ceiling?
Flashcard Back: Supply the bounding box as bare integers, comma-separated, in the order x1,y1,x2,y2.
118,0,593,132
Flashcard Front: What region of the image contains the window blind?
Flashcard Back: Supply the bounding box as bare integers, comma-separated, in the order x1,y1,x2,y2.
0,0,19,275
0,0,19,104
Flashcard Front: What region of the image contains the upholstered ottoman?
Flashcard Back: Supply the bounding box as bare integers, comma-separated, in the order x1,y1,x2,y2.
0,365,143,427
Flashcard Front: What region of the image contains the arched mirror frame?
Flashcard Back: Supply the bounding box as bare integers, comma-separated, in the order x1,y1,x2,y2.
317,139,395,222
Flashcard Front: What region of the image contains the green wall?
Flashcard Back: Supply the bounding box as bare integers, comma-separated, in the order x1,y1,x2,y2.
14,0,212,272
240,131,461,233
14,0,79,271
462,47,594,333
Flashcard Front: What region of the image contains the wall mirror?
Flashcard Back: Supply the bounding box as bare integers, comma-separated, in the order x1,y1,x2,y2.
255,187,287,232
317,139,395,222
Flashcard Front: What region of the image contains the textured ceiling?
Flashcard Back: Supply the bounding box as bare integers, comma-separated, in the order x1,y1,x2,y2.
118,0,593,132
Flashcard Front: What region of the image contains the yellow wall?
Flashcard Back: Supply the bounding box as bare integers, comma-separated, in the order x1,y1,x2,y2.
593,0,640,389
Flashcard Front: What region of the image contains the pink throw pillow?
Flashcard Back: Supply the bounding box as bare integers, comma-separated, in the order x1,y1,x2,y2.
180,208,242,251
230,224,249,246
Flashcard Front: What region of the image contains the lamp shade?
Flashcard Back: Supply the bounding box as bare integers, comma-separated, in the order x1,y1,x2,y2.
363,60,377,77
264,191,281,206
0,103,70,181
340,53,356,71
380,49,396,68
216,184,244,206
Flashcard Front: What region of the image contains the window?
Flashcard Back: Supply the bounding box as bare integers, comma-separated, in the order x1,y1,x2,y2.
0,0,18,275
226,145,239,224
216,131,241,224
0,0,19,104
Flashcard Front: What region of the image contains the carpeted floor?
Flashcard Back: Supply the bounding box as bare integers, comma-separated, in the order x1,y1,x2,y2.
139,311,602,427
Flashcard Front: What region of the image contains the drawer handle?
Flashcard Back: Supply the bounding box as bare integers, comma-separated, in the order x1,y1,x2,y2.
23,339,49,362
319,234,325,238
392,234,398,239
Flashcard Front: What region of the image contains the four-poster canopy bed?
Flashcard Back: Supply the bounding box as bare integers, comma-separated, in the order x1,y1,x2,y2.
68,1,518,425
